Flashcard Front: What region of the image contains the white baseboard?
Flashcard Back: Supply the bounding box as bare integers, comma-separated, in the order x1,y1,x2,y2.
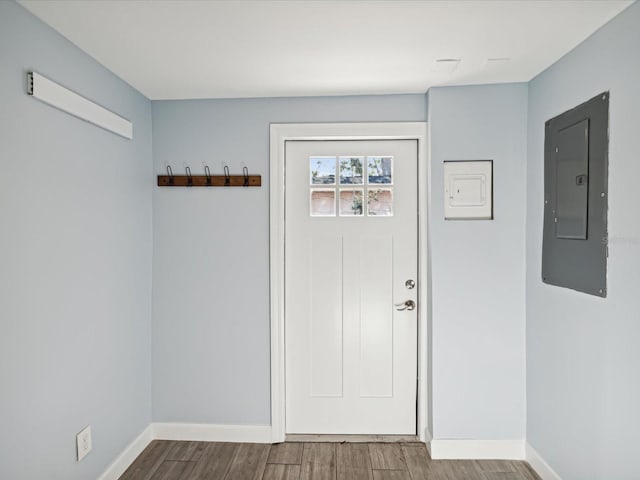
152,422,272,443
526,443,562,480
429,439,525,460
97,425,153,480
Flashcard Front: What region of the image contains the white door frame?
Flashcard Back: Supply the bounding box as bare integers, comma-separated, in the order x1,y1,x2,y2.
269,122,429,443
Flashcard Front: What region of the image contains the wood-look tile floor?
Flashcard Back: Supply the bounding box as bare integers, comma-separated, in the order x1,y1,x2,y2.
119,441,541,480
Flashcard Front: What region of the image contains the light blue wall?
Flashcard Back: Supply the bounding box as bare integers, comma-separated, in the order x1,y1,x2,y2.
0,2,153,479
6,0,639,476
151,95,427,424
527,2,640,478
428,84,528,440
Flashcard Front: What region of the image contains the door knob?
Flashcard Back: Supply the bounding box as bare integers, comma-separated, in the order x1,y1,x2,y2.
395,300,416,311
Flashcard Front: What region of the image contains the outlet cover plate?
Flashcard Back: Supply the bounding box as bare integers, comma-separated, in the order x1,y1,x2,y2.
76,425,92,462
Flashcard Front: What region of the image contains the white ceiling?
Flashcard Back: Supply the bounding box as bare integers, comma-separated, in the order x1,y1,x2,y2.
19,0,632,100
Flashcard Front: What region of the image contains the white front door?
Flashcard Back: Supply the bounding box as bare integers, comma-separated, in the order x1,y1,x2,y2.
285,139,418,435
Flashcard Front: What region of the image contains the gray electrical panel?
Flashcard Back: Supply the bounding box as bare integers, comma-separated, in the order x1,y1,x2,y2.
542,92,609,297
555,119,590,240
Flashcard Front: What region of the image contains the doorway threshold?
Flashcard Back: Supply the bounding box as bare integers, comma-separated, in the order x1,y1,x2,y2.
286,434,420,443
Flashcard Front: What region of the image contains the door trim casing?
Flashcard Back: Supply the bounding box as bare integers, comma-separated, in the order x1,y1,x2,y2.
269,123,429,443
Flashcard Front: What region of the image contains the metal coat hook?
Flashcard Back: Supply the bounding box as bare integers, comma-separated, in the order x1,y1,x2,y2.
204,165,212,186
224,165,231,186
243,166,249,187
185,166,193,187
166,165,174,186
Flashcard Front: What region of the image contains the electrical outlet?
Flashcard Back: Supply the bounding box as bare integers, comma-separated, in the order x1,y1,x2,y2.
76,425,92,462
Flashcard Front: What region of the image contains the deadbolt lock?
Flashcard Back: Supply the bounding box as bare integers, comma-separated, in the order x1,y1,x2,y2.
405,279,416,290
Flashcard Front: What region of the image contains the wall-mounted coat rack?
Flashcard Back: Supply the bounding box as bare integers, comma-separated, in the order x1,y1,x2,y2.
157,166,261,187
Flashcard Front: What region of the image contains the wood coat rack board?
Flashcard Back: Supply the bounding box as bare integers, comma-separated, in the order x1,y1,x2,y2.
157,175,261,187
157,166,261,187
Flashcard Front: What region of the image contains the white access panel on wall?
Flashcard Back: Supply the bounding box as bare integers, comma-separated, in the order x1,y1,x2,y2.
444,160,493,220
